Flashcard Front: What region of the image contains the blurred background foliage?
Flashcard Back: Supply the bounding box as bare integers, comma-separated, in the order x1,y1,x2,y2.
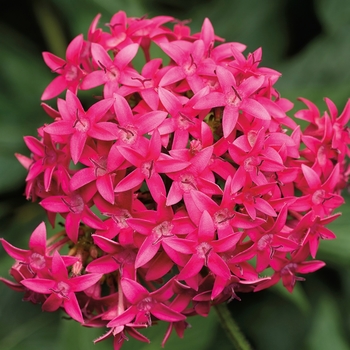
1,0,350,349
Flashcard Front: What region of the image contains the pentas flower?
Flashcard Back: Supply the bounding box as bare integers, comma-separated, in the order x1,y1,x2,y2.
21,251,102,323
0,222,75,278
69,141,125,204
44,90,115,164
40,190,106,243
194,65,270,138
107,278,186,328
23,132,70,192
174,211,236,285
290,163,344,217
42,34,85,100
115,130,191,203
2,10,350,350
81,42,139,94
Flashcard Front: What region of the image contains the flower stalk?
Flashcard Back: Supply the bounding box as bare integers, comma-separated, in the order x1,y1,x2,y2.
214,303,252,350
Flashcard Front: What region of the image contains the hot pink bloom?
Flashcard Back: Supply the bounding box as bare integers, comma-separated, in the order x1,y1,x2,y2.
107,278,186,328
21,251,102,322
81,42,139,94
115,131,190,203
40,191,106,243
44,90,115,164
290,163,344,217
42,34,85,100
194,65,270,137
0,222,75,277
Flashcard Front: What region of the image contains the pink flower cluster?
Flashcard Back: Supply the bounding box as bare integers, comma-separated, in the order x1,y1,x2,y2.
1,11,350,349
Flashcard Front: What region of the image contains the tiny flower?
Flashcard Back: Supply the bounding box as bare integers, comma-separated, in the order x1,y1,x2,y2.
21,251,102,323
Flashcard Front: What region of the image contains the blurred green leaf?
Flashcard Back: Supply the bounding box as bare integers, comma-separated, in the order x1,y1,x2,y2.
305,293,349,350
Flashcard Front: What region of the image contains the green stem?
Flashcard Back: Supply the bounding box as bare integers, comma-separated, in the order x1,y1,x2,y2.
214,303,252,350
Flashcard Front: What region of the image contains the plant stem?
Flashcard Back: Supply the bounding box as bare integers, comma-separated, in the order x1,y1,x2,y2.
214,303,252,350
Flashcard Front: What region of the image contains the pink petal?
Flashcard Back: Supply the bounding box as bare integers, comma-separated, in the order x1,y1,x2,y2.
114,169,143,192
137,111,168,134
21,278,55,294
113,94,134,125
198,211,215,242
96,175,115,204
42,293,62,312
255,198,277,217
51,251,68,280
147,173,166,203
208,252,230,278
297,260,325,274
86,98,114,122
70,168,96,190
301,164,321,189
194,91,225,110
135,236,160,268
91,42,113,69
115,43,139,69
28,222,47,254
69,273,102,292
40,196,69,213
241,98,270,120
80,70,106,90
107,306,136,327
177,254,203,280
63,293,84,323
42,52,65,70
41,75,67,100
65,213,81,243
222,106,239,138
121,278,149,303
70,131,88,164
159,66,186,87
145,253,173,280
151,303,186,322
66,34,83,63
0,239,28,261
86,255,118,274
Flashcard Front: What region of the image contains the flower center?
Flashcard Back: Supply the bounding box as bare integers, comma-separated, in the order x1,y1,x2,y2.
244,156,260,173
137,297,153,312
117,125,138,144
196,242,212,264
257,234,273,251
91,156,108,177
141,160,154,179
183,54,197,76
73,111,90,132
177,113,195,130
111,209,132,229
152,221,174,244
29,252,46,270
312,189,326,205
213,208,234,228
281,263,298,276
64,64,79,82
62,194,85,214
225,86,242,107
52,281,70,299
98,61,121,81
179,173,197,192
